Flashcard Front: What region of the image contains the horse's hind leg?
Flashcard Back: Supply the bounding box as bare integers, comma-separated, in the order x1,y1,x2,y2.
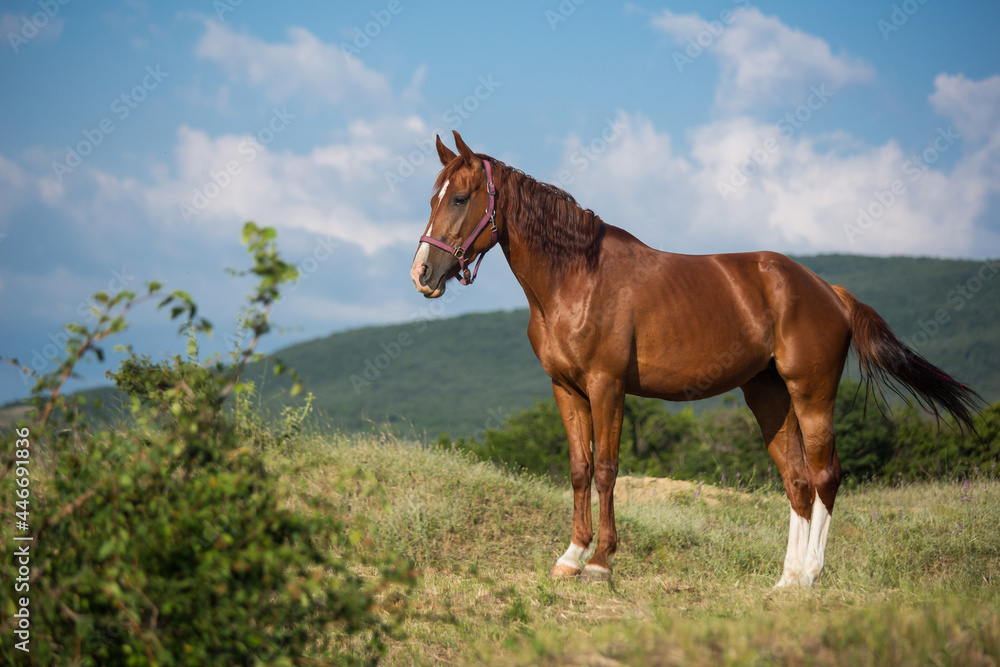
742,366,820,588
786,385,842,587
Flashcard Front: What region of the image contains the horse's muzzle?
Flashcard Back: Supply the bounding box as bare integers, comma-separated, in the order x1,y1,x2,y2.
411,242,454,298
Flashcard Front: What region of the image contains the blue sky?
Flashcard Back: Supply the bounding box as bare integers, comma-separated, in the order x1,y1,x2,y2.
2,0,999,404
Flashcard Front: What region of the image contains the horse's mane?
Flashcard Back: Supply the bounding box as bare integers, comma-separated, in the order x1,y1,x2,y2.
434,154,604,274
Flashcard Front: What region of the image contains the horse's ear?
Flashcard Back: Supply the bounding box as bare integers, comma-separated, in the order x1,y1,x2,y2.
453,130,476,163
436,134,457,166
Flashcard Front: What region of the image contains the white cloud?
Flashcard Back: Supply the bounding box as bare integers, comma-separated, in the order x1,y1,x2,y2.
0,155,30,224
553,110,995,258
155,21,440,251
23,113,439,260
550,17,996,259
929,73,1000,144
552,112,691,240
1,11,66,52
194,20,394,113
652,7,875,113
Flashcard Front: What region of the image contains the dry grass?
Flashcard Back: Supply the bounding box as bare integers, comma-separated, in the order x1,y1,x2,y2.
277,432,1000,666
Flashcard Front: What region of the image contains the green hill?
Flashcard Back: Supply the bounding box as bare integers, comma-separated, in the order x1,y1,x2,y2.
247,309,546,437
5,254,997,437
801,254,999,396
244,254,999,437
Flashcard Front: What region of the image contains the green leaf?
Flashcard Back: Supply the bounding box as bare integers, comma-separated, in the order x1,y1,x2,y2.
241,221,259,243
97,540,115,561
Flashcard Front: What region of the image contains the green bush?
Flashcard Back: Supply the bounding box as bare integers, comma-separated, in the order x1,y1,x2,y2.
453,379,998,486
0,223,414,665
449,398,570,478
885,402,1000,481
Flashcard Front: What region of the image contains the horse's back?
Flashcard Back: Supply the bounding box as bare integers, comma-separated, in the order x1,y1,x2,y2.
607,241,850,400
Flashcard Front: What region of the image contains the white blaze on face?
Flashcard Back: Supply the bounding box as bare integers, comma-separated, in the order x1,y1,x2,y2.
410,242,432,291
411,179,450,295
436,178,450,208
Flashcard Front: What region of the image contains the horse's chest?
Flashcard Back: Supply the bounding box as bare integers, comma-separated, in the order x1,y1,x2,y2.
527,316,600,388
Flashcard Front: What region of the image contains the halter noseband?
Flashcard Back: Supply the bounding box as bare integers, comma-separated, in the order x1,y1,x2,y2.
419,159,497,286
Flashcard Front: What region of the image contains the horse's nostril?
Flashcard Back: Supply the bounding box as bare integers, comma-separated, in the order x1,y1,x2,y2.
418,263,429,286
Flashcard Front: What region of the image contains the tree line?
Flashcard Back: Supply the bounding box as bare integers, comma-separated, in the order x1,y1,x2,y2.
449,381,1000,488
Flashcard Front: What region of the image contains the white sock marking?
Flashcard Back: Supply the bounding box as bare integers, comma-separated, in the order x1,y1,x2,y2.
804,491,832,584
556,542,587,570
774,492,833,588
775,505,811,588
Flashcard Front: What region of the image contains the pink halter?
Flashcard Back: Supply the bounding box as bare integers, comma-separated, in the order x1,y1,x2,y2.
419,159,497,285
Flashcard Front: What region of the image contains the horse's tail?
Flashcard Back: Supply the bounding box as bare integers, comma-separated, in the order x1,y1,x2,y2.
831,285,982,431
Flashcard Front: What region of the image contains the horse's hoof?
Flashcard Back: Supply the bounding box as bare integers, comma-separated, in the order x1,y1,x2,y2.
550,563,582,578
581,564,612,582
772,575,813,589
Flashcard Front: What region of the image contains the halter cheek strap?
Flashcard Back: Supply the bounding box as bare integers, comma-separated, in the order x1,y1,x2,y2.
419,159,498,285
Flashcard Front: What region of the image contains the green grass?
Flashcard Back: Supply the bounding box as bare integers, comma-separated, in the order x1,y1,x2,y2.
278,432,1000,665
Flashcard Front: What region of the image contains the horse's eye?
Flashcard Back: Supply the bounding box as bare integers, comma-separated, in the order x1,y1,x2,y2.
453,196,468,206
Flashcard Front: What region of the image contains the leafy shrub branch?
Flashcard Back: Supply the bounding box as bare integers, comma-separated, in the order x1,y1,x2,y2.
1,222,414,665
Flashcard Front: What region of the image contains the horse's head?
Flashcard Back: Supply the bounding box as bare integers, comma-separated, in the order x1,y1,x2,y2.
410,131,497,298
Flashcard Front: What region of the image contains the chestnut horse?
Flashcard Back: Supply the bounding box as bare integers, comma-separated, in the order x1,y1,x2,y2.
410,131,980,587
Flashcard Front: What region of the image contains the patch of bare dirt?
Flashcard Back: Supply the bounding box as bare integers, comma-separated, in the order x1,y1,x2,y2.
613,476,731,505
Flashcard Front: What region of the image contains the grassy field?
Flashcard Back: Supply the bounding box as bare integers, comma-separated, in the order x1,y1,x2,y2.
279,433,1000,666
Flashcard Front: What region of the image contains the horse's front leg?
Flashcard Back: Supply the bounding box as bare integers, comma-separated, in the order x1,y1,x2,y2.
551,381,595,577
582,374,625,581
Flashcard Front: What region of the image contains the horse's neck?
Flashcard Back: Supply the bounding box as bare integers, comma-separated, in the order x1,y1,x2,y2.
502,228,565,318
495,166,592,316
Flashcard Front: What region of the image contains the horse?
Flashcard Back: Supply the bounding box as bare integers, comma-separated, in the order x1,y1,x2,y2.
410,130,981,587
